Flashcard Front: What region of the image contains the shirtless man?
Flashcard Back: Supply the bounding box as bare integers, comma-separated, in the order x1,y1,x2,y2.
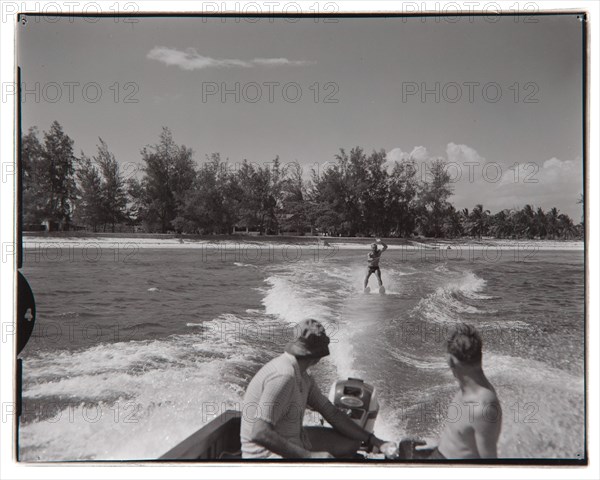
428,323,502,459
364,239,388,291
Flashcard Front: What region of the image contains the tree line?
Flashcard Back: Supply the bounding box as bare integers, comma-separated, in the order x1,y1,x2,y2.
21,121,583,240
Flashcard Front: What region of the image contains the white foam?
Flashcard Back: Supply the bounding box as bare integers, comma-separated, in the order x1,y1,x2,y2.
262,275,334,324
260,264,362,380
412,271,498,324
19,311,282,461
389,349,448,371
233,262,258,268
486,353,584,458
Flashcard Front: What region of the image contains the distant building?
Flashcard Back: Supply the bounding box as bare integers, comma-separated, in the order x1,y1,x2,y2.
232,219,261,236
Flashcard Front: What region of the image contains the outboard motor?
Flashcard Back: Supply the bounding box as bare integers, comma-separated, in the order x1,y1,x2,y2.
328,378,379,433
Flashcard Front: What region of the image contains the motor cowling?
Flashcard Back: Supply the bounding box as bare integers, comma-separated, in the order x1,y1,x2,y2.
328,378,379,433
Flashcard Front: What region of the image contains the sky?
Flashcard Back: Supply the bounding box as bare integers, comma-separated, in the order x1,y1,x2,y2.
17,14,585,219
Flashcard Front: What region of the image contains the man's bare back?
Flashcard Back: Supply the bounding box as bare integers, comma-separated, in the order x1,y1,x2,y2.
437,384,502,458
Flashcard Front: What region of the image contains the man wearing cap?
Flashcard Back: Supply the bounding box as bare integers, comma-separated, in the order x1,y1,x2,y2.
240,319,390,459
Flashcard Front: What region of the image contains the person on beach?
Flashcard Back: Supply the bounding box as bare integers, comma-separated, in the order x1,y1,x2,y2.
364,239,388,291
240,319,393,459
424,323,502,459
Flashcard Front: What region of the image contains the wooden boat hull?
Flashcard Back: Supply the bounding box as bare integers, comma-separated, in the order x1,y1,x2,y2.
160,410,242,460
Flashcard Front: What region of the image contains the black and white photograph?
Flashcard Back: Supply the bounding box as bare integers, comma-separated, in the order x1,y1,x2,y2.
2,1,597,475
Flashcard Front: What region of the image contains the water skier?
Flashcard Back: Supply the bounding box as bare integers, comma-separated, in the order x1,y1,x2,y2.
364,239,388,293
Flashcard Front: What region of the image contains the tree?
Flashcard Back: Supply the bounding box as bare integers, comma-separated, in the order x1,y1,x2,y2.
418,159,454,237
545,207,560,239
577,193,584,231
467,204,490,238
387,158,419,237
235,161,265,233
21,128,585,240
126,177,146,228
362,149,389,236
443,205,464,238
308,160,348,235
137,127,196,232
279,162,310,234
262,156,285,234
73,153,104,231
40,121,77,230
21,127,47,225
308,147,391,236
532,207,547,238
221,157,293,235
173,153,237,234
513,204,536,239
94,138,128,232
557,213,576,239
488,209,514,239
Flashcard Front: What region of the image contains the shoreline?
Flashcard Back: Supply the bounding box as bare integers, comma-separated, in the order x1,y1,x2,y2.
22,233,584,251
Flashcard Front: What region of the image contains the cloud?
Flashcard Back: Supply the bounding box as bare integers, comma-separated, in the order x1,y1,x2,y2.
389,141,583,217
496,157,580,188
147,47,249,70
252,57,313,67
386,147,410,163
147,47,312,71
386,146,429,164
483,155,582,218
446,142,486,165
386,143,582,216
540,157,578,183
409,146,429,162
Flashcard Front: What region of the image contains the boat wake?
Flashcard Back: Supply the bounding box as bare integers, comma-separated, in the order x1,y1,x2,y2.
411,270,500,325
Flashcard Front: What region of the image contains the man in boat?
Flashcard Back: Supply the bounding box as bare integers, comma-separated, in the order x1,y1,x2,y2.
364,239,388,291
240,319,391,459
422,323,502,459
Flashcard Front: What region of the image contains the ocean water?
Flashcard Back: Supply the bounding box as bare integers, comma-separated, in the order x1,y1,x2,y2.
19,242,585,461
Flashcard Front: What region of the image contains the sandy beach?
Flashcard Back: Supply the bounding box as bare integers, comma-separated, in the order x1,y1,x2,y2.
23,234,584,251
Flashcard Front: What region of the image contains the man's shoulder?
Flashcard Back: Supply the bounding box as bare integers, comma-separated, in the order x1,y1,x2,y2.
457,387,500,410
470,388,502,422
255,354,297,379
245,357,297,401
477,386,500,405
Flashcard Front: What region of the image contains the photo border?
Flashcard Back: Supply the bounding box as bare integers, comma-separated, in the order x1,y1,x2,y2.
1,1,598,479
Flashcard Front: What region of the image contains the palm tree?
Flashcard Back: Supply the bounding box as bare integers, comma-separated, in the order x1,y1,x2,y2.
489,209,513,239
468,204,490,239
515,204,536,239
577,193,584,226
546,207,560,239
443,205,463,238
558,213,576,239
533,207,547,239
